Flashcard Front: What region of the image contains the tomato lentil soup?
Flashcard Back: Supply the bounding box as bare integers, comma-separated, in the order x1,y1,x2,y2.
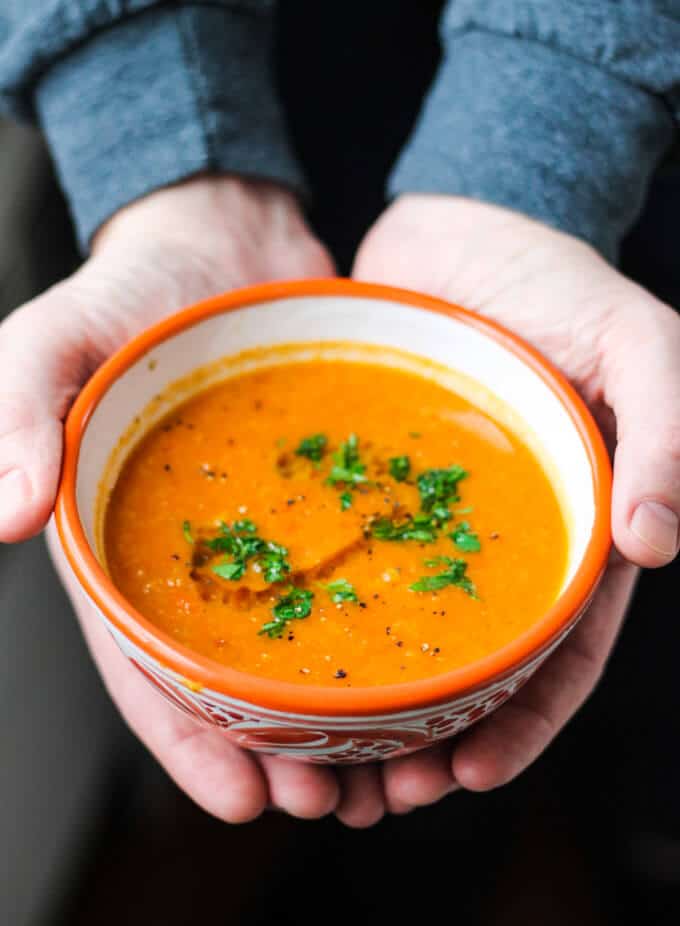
103,357,568,687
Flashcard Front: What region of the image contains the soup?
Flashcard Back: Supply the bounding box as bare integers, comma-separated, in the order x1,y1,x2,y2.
102,356,568,687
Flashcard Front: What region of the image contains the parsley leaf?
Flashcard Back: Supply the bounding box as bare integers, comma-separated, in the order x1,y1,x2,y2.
370,510,447,543
182,520,194,545
388,455,411,482
326,434,367,487
417,466,468,513
450,521,481,553
208,521,290,584
295,433,327,463
259,541,291,583
410,556,477,597
259,588,314,638
340,491,352,511
212,561,245,581
323,578,358,604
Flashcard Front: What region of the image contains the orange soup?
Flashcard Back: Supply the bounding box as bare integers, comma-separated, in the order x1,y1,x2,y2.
103,357,568,687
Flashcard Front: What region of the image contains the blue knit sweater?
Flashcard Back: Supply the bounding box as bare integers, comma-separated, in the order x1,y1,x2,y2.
0,1,678,258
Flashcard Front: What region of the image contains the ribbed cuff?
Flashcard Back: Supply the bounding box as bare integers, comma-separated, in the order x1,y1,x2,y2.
35,5,306,252
388,31,675,262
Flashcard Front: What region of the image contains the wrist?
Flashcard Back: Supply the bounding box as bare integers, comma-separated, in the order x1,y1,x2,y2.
377,194,600,265
388,194,562,241
92,173,332,280
93,174,304,253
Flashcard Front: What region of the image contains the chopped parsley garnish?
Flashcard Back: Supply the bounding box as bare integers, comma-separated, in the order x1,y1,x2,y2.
370,510,447,543
450,520,481,553
259,588,314,638
326,434,367,509
212,561,245,581
430,503,453,524
182,520,194,545
207,520,290,584
258,541,290,583
389,455,411,482
410,556,477,597
326,434,367,487
323,578,358,604
417,466,468,513
207,522,262,558
295,433,327,463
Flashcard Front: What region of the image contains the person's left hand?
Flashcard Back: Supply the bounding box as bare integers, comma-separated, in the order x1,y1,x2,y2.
349,194,680,816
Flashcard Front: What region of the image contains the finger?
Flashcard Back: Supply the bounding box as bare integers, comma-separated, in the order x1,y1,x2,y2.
383,743,459,814
386,797,416,815
0,291,89,542
605,299,680,567
334,765,385,828
452,558,638,790
47,524,269,823
258,755,339,819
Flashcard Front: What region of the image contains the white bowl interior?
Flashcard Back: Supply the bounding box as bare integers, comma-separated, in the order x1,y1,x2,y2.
76,295,595,592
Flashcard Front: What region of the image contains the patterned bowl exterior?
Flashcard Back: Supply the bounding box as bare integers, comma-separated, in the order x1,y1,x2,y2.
99,603,586,764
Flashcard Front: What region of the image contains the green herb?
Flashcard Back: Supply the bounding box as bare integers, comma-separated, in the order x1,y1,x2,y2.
259,588,314,638
450,521,481,553
323,578,358,604
326,434,367,487
212,561,245,581
417,466,468,513
340,491,352,511
208,521,290,584
295,433,327,463
408,431,421,439
389,455,411,482
207,523,262,558
431,504,453,523
410,556,477,597
370,512,443,543
182,520,194,545
259,541,291,583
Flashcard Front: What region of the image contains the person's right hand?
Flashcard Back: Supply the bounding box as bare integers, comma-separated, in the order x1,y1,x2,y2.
0,174,378,825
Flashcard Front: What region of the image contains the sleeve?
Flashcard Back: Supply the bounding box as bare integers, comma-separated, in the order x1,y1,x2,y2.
387,0,680,262
0,1,305,251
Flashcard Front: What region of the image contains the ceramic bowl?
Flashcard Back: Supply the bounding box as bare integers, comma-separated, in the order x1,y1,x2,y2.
55,279,611,764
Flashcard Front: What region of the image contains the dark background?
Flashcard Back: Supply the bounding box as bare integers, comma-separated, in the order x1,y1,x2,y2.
2,2,679,923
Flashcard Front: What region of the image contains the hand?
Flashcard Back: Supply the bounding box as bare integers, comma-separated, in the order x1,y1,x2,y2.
352,194,680,811
1,174,372,825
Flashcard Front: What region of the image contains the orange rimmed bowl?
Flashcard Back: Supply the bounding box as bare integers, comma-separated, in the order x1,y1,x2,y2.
55,279,611,764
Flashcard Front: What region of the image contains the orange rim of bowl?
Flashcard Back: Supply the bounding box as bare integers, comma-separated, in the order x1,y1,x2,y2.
55,279,612,717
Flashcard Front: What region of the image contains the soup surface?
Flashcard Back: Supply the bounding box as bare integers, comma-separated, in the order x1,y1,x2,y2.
103,358,568,687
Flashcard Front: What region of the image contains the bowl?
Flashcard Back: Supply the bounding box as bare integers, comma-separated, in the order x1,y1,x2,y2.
55,279,611,764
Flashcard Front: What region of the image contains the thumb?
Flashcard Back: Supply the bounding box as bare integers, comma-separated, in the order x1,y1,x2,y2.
606,297,680,568
0,287,90,542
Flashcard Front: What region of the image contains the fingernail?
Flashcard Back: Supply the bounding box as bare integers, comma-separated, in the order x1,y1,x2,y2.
630,501,679,557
